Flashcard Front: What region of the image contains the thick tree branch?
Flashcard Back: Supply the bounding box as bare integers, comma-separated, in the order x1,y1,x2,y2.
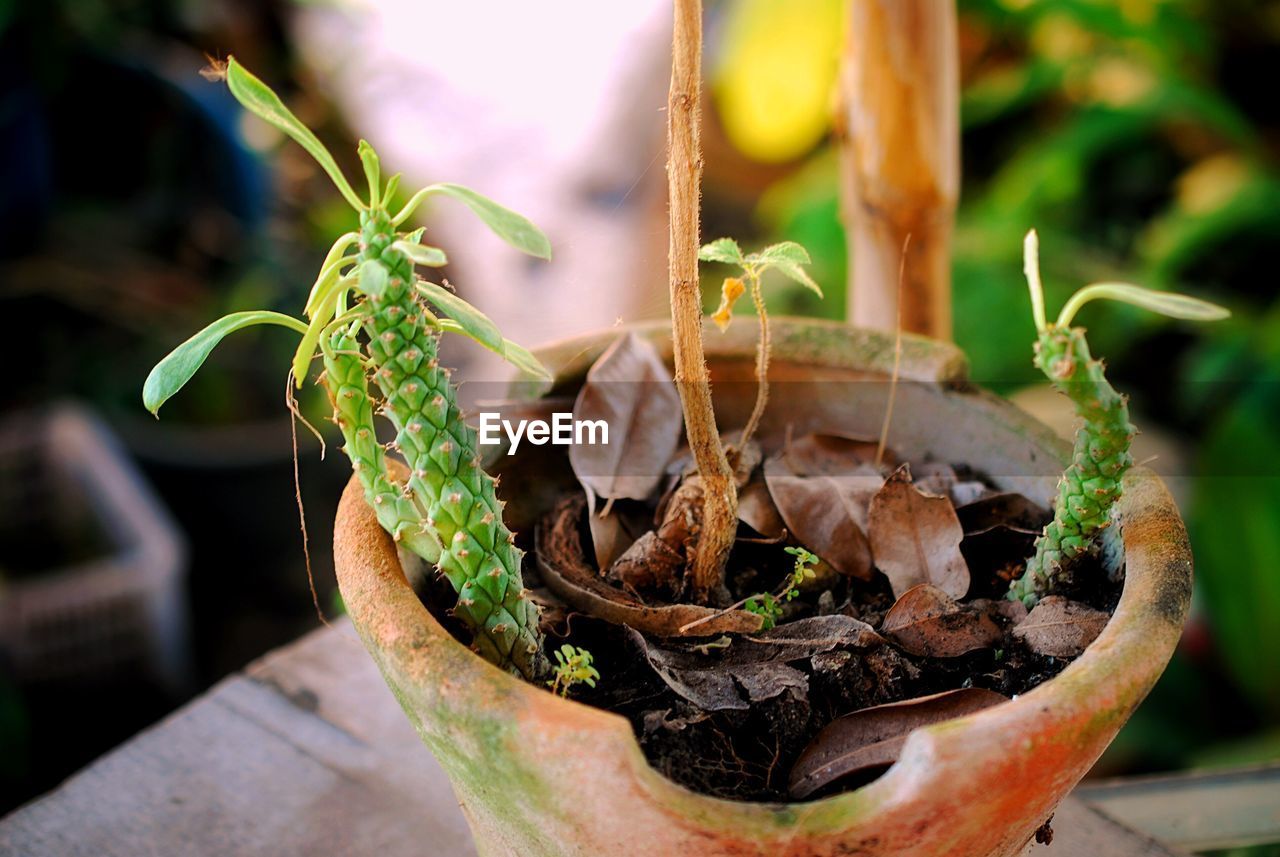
838,0,959,339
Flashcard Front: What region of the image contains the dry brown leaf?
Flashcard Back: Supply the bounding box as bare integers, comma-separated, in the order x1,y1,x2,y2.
868,465,970,599
535,495,763,636
737,478,786,538
788,687,1007,799
1013,596,1110,657
969,597,1029,626
582,484,639,572
627,615,882,712
570,333,683,502
779,433,884,472
762,434,884,580
880,584,1002,657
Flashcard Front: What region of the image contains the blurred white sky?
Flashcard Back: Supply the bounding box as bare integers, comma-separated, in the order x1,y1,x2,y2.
294,0,675,382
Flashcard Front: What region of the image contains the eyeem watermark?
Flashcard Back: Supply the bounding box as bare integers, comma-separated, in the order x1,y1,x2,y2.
478,412,608,454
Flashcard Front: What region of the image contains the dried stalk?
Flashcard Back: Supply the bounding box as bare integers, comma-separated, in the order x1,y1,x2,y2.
839,0,959,339
667,0,737,603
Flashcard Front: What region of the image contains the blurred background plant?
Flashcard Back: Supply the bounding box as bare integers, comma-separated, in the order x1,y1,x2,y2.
0,0,1276,837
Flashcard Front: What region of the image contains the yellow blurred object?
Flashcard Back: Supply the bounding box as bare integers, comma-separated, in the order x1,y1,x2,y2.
713,0,844,163
1089,57,1155,107
1177,154,1249,215
1030,12,1094,62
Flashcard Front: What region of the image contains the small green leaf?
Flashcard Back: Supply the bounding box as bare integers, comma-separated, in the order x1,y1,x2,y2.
1057,282,1230,328
754,241,823,296
415,281,503,353
433,320,552,381
358,259,389,298
393,183,551,260
698,238,744,265
224,57,364,210
358,140,381,206
755,241,812,266
766,259,823,297
143,311,306,415
392,240,448,267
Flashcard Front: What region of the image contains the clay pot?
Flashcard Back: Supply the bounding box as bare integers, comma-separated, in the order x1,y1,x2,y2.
334,319,1190,857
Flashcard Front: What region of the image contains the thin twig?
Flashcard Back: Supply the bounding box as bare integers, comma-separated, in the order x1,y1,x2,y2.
737,271,771,453
875,234,911,468
285,370,330,628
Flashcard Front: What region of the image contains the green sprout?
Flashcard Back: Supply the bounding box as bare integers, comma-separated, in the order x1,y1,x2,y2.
745,546,820,630
143,58,554,679
547,645,600,698
698,239,821,453
1009,230,1228,607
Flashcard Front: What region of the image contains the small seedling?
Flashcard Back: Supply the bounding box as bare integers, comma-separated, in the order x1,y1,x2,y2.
1008,230,1228,606
698,239,821,452
745,546,820,630
547,644,600,698
143,59,557,679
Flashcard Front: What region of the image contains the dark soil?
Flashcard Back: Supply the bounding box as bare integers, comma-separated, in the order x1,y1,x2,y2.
415,463,1123,804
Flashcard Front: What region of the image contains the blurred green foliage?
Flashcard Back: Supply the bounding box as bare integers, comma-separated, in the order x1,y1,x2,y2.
712,0,1280,770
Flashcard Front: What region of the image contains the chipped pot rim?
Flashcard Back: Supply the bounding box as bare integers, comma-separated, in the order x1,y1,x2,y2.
334,319,1190,827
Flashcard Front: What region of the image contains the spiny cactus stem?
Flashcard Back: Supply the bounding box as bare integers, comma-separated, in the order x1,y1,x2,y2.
348,208,546,678
1009,324,1135,606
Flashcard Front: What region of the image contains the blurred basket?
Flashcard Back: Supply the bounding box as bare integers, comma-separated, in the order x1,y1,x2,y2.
0,404,190,690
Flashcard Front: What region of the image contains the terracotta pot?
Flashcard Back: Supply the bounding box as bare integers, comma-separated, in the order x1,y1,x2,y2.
334,319,1191,857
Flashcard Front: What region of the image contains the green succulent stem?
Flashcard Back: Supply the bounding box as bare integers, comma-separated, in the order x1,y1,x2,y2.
1009,324,1135,607
323,330,442,565
148,59,559,684
350,208,546,678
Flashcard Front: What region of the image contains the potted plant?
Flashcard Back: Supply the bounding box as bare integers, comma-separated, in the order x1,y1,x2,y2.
145,22,1226,855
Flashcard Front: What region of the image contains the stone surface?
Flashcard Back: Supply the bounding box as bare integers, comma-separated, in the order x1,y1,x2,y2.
0,621,1184,856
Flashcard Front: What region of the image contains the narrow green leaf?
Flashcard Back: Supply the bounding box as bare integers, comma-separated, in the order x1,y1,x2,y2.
1058,282,1230,328
305,254,358,317
414,281,503,353
393,183,551,260
358,140,380,206
496,337,553,381
1024,229,1048,333
292,284,343,386
435,319,553,381
392,240,448,268
383,172,402,205
143,311,306,415
767,259,823,297
225,57,364,210
699,238,744,265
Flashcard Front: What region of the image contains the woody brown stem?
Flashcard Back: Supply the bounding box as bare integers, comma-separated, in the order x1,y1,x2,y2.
667,0,736,604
